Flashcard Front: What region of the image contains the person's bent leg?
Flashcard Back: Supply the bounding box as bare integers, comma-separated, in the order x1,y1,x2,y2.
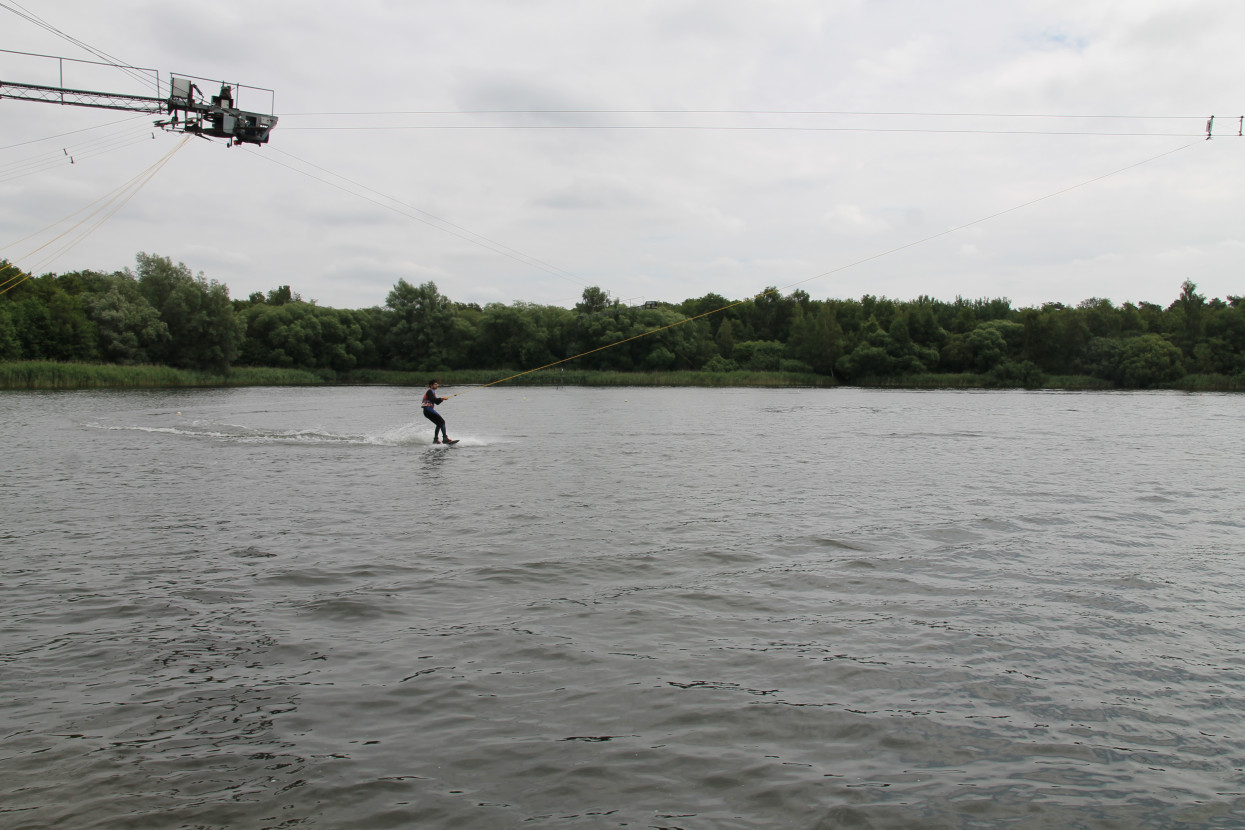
424,408,445,442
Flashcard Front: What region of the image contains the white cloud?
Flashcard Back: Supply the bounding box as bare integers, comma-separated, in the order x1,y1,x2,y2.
2,0,1243,310
824,204,889,235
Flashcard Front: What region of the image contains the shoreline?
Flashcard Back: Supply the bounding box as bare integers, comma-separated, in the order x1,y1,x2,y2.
2,360,1242,392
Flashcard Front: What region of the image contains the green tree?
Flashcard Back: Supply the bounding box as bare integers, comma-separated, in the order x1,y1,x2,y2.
474,302,559,369
965,325,1007,372
987,359,1044,388
1081,336,1123,382
733,340,785,371
1197,298,1245,375
715,317,736,357
980,319,1024,356
135,253,242,372
906,301,947,349
1117,334,1185,387
1170,279,1206,357
888,314,939,371
239,303,365,372
836,318,900,379
3,275,98,361
84,276,169,364
746,288,796,342
1020,305,1090,374
787,303,845,375
0,305,19,359
266,285,297,306
836,344,893,379
1078,297,1123,338
385,279,455,370
939,333,973,372
678,292,732,337
575,286,613,315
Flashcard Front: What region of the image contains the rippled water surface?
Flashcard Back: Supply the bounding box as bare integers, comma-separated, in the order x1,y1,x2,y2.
3,385,1244,829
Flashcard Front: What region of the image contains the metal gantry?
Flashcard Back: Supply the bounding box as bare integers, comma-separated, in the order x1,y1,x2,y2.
0,50,278,145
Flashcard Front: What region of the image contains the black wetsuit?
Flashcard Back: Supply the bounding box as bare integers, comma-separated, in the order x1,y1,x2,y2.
422,388,448,442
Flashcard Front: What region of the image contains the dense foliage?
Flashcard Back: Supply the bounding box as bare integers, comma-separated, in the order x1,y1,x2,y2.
3,254,1244,388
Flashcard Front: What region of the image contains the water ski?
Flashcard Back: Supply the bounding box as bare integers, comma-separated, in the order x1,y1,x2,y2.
440,439,459,445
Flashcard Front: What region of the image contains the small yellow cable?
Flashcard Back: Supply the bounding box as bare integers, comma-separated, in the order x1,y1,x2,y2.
0,137,191,296
448,292,766,397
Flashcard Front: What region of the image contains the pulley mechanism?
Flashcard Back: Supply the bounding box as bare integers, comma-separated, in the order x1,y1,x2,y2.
0,50,278,146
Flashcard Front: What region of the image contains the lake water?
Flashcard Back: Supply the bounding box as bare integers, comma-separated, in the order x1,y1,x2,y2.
2,385,1244,829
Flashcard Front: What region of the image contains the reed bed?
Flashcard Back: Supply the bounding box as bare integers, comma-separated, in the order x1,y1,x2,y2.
5,362,1241,392
340,368,837,389
1165,373,1245,392
857,373,1117,390
0,361,326,389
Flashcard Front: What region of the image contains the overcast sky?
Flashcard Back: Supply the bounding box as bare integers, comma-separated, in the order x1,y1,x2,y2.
2,0,1243,311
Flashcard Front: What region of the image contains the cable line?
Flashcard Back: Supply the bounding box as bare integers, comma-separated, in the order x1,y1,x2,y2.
0,4,158,92
277,108,1224,138
0,136,190,295
284,107,1207,120
774,142,1197,295
244,147,594,291
0,127,159,183
2,138,184,258
0,114,151,151
28,136,190,272
449,141,1198,397
283,124,1205,137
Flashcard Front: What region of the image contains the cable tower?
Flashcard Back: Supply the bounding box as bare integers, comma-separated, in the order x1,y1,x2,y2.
0,50,278,145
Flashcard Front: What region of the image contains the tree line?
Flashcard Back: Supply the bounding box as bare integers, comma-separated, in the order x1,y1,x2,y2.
3,253,1243,388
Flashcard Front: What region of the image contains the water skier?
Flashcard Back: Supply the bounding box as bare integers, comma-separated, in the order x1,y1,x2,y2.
421,379,457,445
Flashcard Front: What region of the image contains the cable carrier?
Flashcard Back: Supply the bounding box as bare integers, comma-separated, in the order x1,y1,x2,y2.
0,50,277,145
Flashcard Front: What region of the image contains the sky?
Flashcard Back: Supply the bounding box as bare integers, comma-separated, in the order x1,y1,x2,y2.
2,0,1243,311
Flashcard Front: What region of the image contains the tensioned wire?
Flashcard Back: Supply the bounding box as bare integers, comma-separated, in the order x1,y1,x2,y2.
250,107,1229,309
0,4,158,94
0,126,161,183
0,113,152,152
0,136,191,295
1,136,189,267
247,108,1220,307
243,146,593,291
277,108,1233,138
234,131,1197,395
24,137,187,272
445,140,1197,398
285,108,1209,119
286,124,1209,138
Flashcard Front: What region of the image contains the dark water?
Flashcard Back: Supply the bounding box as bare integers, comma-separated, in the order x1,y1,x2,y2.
2,385,1244,829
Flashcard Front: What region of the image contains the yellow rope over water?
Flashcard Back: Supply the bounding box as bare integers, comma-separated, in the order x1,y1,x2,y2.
447,293,763,397
0,136,192,296
450,141,1195,398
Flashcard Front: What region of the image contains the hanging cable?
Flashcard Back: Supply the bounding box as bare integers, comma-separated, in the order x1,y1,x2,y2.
26,136,190,274
1,137,185,258
0,4,159,92
282,123,1206,137
0,136,190,295
277,107,1216,138
285,108,1209,120
449,141,1198,397
1,166,154,255
243,146,595,291
0,114,152,152
0,126,158,183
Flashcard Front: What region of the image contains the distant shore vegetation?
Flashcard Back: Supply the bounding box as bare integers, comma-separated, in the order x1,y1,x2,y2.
2,253,1243,392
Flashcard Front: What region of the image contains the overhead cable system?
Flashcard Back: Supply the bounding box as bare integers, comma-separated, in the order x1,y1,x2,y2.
276,107,1237,139
0,50,278,145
